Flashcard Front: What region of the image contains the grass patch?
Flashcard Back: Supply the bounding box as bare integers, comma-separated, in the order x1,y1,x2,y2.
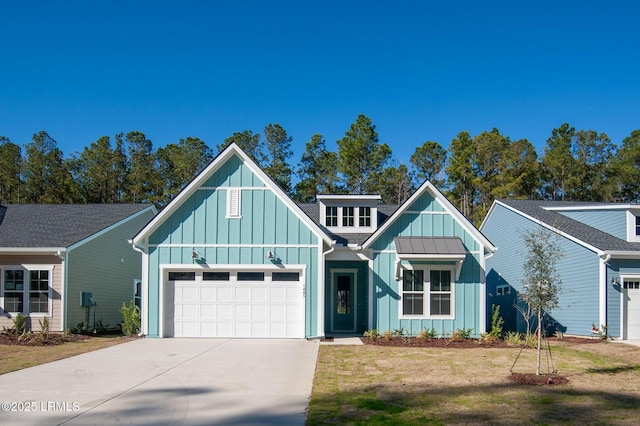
0,336,133,375
308,341,640,425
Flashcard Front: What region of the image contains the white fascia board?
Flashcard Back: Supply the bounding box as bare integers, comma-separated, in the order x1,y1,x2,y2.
317,194,381,201
68,206,156,252
494,200,605,256
543,204,635,211
602,250,640,259
132,143,332,246
0,247,66,254
363,180,496,254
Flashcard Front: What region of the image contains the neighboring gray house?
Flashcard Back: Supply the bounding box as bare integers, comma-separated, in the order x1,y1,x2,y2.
0,204,156,332
481,199,640,340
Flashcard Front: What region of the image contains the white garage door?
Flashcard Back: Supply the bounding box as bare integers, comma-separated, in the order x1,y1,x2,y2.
625,280,640,339
164,270,304,338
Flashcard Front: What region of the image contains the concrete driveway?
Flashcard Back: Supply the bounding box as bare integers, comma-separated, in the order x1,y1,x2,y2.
0,338,319,426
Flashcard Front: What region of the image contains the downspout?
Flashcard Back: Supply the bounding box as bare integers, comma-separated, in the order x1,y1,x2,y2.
599,253,611,331
318,241,337,338
56,250,67,332
130,240,148,336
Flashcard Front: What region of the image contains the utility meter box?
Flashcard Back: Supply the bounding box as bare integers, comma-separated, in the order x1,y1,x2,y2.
80,291,93,307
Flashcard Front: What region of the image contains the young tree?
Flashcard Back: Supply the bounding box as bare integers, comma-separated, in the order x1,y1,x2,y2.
410,140,447,189
263,123,293,194
337,114,391,194
294,134,341,202
520,228,563,375
0,136,22,203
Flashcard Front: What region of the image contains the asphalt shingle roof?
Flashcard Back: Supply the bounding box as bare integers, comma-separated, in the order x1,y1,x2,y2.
498,199,640,252
0,204,151,248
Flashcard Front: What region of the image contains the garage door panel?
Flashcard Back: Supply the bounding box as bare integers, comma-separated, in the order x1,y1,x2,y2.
169,270,303,338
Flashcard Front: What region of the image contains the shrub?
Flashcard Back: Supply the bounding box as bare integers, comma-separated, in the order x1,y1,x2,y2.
418,327,438,339
505,331,523,347
450,328,473,341
38,316,50,339
363,329,380,340
120,301,141,336
11,313,28,335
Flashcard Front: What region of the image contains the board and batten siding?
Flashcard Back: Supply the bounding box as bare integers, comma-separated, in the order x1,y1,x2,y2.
483,203,602,336
66,209,155,331
145,157,321,338
557,209,627,241
0,255,63,331
369,191,484,337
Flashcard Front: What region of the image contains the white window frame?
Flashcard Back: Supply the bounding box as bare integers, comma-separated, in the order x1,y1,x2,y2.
496,284,511,296
399,265,455,319
626,211,640,242
133,279,142,309
0,265,53,317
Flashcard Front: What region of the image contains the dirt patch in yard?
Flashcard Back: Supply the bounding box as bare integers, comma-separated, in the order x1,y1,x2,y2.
509,372,569,385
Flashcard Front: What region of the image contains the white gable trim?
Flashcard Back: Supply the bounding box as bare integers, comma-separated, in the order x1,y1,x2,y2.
486,200,604,255
132,143,331,246
362,180,495,253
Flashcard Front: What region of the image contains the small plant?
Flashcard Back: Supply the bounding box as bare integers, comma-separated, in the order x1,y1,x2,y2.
38,316,50,339
591,323,609,340
93,319,109,335
479,333,499,345
120,300,141,336
489,304,504,338
450,328,473,341
524,332,538,348
62,328,71,339
418,327,437,339
11,313,28,335
505,331,524,347
381,330,393,340
554,330,564,339
392,327,407,337
363,329,380,341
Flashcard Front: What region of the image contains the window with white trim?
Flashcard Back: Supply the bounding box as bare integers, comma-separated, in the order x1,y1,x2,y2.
342,207,354,227
2,267,51,315
401,267,453,317
359,206,371,227
326,206,338,227
134,280,142,309
496,284,511,296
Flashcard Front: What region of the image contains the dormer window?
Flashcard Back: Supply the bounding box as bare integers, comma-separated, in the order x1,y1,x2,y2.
317,194,381,233
635,215,640,236
342,207,354,227
359,207,371,227
326,206,338,227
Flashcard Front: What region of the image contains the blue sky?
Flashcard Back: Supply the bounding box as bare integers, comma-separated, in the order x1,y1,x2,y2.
2,1,639,167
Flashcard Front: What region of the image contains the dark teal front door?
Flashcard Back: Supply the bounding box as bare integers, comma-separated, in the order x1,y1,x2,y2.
331,272,356,332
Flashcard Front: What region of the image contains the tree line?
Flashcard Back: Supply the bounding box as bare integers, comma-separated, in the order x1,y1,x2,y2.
2,114,640,224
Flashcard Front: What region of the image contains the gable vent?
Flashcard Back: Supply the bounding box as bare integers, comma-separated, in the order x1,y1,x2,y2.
227,188,241,218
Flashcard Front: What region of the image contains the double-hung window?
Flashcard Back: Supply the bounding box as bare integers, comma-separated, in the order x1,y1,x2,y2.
326,206,338,227
2,267,51,315
401,268,453,317
359,207,371,227
342,207,354,227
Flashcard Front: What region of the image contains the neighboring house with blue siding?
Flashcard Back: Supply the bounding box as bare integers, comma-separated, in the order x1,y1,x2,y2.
0,204,156,332
481,199,640,340
132,143,496,338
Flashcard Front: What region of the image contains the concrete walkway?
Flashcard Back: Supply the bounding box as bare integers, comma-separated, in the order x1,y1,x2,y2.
0,338,319,426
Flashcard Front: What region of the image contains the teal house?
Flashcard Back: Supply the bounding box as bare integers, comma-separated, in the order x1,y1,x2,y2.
481,199,640,340
132,143,496,338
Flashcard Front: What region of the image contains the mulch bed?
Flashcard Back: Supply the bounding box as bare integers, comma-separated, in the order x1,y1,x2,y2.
0,332,91,346
359,335,606,348
509,372,569,386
